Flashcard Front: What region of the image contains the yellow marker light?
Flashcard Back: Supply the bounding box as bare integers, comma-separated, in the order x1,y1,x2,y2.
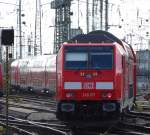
80,72,85,76
93,72,98,76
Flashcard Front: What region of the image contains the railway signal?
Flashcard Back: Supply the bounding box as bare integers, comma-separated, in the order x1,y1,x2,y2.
1,28,14,135
1,29,14,46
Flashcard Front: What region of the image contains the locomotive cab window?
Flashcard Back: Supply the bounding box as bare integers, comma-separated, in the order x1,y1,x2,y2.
90,52,113,69
64,46,113,70
65,53,88,69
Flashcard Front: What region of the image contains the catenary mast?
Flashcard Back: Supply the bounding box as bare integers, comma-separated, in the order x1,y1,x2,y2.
34,0,42,56
51,0,72,53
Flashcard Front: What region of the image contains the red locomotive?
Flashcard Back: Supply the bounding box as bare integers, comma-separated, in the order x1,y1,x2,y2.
56,30,136,122
11,55,56,95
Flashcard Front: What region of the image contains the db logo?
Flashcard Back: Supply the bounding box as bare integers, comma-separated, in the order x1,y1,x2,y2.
83,82,94,89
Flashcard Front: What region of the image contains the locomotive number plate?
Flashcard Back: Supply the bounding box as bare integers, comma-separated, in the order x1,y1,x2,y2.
83,82,94,89
82,92,95,97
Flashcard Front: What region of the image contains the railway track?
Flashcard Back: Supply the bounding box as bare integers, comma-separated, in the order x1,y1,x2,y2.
0,94,56,112
63,98,150,135
125,110,150,120
69,108,150,135
8,93,56,105
0,94,57,122
0,93,150,134
0,114,71,135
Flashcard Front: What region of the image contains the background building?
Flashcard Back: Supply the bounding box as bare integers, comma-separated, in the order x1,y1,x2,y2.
136,49,150,92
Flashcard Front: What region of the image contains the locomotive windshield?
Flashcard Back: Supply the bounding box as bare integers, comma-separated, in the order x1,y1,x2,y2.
64,46,113,70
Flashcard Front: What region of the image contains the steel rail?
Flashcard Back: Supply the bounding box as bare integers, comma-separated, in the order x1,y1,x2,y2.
0,121,34,135
0,114,70,135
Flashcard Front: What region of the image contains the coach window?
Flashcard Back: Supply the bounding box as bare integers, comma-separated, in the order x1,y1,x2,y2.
20,61,28,72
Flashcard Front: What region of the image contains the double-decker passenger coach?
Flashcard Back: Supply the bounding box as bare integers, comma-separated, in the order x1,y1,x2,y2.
56,30,136,122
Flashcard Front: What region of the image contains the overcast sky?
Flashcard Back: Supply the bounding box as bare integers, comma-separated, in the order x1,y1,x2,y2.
0,0,150,56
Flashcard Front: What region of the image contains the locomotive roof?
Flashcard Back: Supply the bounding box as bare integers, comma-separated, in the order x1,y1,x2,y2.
66,30,135,59
68,30,123,45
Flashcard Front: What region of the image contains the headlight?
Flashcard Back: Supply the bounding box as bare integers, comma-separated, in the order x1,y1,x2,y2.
61,103,75,112
101,92,112,99
103,103,116,112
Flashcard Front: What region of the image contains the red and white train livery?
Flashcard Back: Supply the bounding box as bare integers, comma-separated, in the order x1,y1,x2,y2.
11,55,56,94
